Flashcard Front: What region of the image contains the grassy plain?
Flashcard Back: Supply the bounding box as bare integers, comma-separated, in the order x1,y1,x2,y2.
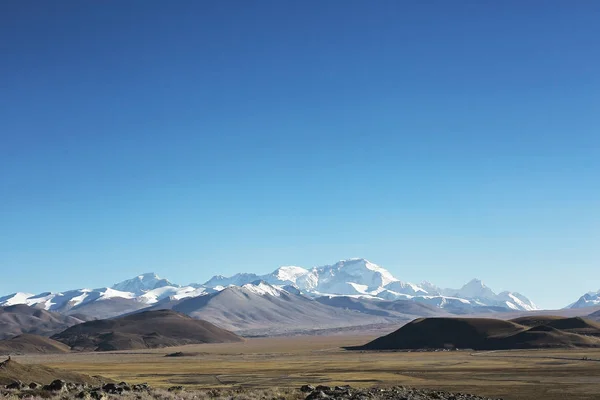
13,335,600,400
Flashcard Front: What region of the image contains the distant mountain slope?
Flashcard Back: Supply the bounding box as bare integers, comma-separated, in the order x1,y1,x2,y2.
147,282,392,335
52,309,242,351
350,316,600,351
0,334,70,355
589,309,600,321
567,290,600,309
0,305,84,340
315,296,447,318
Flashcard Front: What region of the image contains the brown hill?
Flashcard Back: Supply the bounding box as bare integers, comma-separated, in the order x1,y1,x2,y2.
351,318,526,350
0,334,70,355
543,317,600,336
0,358,102,386
489,325,600,349
351,317,600,351
510,315,567,327
52,309,243,351
0,305,85,340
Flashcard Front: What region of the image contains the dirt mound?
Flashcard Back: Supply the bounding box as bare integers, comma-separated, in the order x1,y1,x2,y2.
351,317,600,351
0,334,70,355
164,351,201,357
0,305,84,340
52,309,243,351
0,358,102,386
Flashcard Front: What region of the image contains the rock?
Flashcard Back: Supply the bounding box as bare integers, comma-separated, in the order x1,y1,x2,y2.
168,386,184,392
301,385,316,393
5,381,24,390
28,382,41,390
334,386,350,391
43,379,66,392
90,390,106,400
132,383,150,392
315,385,331,392
101,383,123,394
67,382,81,392
306,390,330,400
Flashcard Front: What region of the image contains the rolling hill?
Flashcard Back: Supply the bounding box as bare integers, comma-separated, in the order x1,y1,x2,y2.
0,334,70,355
51,309,243,351
0,358,102,386
350,316,600,351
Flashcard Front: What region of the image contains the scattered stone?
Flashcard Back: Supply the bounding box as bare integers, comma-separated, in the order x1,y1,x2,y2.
43,379,66,392
299,385,502,400
5,381,23,390
306,390,330,400
101,383,123,394
28,382,40,390
90,390,107,400
132,383,150,392
168,385,184,392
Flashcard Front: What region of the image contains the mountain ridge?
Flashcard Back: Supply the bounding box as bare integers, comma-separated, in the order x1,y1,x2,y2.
0,258,539,319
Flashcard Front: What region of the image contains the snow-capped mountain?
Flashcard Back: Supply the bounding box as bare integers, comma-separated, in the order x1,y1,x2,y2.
447,279,498,299
0,273,210,318
202,258,538,311
431,279,538,311
0,259,539,320
112,272,175,295
567,290,600,309
204,273,261,288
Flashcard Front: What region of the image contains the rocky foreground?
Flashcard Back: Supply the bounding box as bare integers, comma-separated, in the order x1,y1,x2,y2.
300,385,501,400
0,381,502,400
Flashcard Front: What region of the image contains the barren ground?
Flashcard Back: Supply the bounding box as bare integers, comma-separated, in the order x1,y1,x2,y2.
12,335,600,400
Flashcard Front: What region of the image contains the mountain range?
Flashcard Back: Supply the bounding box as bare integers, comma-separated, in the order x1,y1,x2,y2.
0,258,594,334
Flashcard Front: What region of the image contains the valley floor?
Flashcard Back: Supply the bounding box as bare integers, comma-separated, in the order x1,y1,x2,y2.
14,335,600,400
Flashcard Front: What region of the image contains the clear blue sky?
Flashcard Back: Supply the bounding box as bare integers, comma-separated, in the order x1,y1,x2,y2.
1,1,598,309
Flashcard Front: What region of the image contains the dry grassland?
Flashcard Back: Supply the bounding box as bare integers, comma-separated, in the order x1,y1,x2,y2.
13,335,600,400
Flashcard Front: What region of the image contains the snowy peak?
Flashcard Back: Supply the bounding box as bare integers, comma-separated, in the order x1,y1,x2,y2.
313,258,398,292
242,281,286,297
112,272,175,295
568,290,600,309
204,273,260,288
419,281,443,295
453,278,496,299
267,266,310,284
0,292,35,307
497,291,538,311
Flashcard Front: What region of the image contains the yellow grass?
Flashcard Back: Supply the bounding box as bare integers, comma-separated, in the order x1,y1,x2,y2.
13,335,600,400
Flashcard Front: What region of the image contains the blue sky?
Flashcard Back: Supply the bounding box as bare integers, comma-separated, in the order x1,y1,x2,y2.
0,1,598,309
